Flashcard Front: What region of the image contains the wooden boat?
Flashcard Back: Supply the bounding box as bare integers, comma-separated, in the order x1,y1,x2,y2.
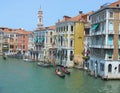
55,69,65,78
37,62,53,67
61,67,70,74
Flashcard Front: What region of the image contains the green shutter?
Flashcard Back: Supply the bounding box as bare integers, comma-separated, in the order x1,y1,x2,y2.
34,38,38,43
40,38,44,42
92,24,99,30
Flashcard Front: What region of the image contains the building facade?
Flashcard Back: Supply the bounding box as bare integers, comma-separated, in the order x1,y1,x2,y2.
28,32,34,51
34,29,45,61
44,26,56,63
0,27,29,55
89,0,120,79
0,30,4,55
33,8,56,62
17,29,29,54
55,12,87,67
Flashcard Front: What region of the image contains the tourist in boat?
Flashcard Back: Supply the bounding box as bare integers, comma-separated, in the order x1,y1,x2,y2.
55,68,65,78
55,68,60,74
61,67,70,74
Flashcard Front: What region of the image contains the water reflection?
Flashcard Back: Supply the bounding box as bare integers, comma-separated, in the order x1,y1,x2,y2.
98,81,120,93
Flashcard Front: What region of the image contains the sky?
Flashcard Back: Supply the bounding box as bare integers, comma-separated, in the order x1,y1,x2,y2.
0,0,117,31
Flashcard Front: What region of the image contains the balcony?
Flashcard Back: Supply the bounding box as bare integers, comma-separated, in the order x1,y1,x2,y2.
89,44,114,49
89,45,102,48
108,31,114,34
102,45,114,49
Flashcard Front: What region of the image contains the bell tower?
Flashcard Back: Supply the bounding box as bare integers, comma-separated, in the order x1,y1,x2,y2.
37,7,43,30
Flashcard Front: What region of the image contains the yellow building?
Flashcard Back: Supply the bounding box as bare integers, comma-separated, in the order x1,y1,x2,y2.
74,22,84,65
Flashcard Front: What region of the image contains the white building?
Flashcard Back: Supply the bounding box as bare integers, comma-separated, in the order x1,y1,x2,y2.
33,8,56,62
89,0,120,79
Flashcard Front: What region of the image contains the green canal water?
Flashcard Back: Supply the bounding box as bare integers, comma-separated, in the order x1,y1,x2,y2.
0,57,120,93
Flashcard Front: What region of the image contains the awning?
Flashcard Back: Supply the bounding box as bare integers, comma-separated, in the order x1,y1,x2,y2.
34,38,38,43
39,38,44,43
92,24,99,30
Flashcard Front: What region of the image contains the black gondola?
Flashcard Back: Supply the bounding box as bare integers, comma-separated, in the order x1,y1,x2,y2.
55,69,65,78
3,56,6,60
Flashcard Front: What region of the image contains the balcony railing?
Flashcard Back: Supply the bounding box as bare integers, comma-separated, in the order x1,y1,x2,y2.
89,44,114,49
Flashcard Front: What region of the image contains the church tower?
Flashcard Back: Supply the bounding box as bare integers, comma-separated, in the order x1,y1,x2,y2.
37,8,43,30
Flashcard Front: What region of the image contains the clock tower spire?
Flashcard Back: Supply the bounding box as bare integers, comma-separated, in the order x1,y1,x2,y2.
37,7,43,30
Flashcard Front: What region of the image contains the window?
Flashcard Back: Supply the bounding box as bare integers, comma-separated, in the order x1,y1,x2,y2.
119,36,120,45
103,22,106,31
64,26,65,31
23,35,25,38
39,18,41,22
108,35,113,45
23,45,25,49
50,38,52,43
10,45,14,48
50,32,52,35
100,63,104,71
108,64,112,72
109,21,114,31
70,51,73,61
109,11,114,18
119,50,120,59
59,27,60,32
118,64,120,72
71,26,73,32
116,4,120,7
70,39,73,47
107,50,113,59
66,26,68,31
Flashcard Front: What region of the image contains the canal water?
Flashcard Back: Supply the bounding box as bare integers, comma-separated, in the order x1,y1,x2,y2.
0,57,120,93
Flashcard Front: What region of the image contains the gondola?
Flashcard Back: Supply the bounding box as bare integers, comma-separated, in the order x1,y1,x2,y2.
3,52,7,60
3,56,6,60
61,67,70,74
55,69,65,78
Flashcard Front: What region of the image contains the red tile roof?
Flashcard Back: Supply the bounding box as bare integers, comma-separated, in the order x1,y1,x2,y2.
0,27,29,34
109,0,120,7
46,25,56,30
57,12,91,23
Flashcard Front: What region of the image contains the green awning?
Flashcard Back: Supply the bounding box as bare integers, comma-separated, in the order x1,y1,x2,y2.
39,38,44,43
34,38,38,43
92,24,99,30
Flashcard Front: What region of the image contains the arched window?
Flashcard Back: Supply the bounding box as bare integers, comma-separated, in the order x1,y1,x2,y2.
70,39,73,47
108,64,112,72
118,64,120,72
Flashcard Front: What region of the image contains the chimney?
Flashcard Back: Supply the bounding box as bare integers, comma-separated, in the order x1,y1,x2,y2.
79,11,83,14
63,16,71,21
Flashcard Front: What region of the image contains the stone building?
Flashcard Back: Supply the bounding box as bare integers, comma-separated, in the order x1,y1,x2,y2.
89,0,120,79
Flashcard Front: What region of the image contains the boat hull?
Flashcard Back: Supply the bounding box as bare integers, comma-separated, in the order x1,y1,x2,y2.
55,69,65,78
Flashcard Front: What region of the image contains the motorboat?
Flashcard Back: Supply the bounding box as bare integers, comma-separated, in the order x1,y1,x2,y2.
37,62,53,67
23,58,32,62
